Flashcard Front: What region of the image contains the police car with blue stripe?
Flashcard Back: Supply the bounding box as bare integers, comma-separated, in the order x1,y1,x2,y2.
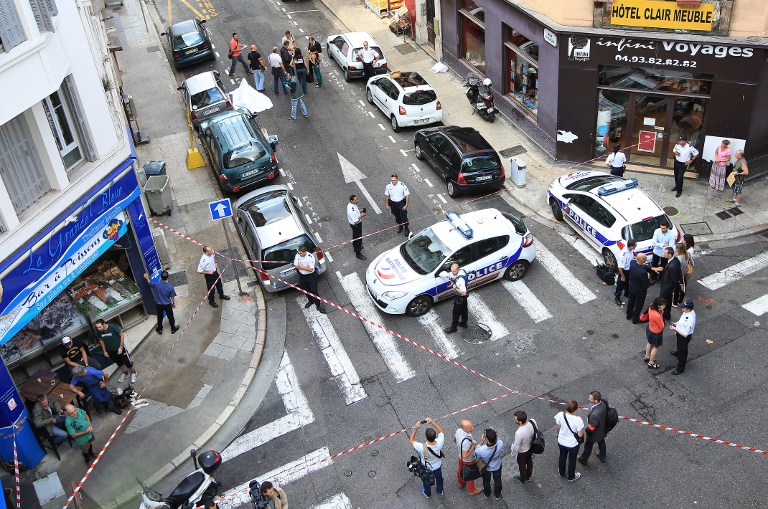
547,171,682,270
365,209,536,316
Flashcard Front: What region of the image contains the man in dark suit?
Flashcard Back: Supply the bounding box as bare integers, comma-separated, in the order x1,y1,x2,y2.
626,252,653,323
657,246,683,321
578,391,607,465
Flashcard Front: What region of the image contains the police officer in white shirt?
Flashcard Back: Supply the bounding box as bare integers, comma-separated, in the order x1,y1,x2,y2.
671,135,699,197
197,245,230,308
384,174,410,236
441,263,468,333
670,300,696,375
614,239,637,307
347,195,367,260
358,41,379,79
294,245,326,314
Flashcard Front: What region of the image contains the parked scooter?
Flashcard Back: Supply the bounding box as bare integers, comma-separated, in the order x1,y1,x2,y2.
463,73,496,122
138,449,221,509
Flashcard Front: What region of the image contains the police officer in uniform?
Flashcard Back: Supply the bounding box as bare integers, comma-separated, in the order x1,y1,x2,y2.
294,245,326,314
347,195,367,260
615,239,637,307
669,300,696,375
384,174,410,236
442,263,468,333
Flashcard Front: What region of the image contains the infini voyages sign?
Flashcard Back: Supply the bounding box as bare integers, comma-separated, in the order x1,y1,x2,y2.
610,0,716,31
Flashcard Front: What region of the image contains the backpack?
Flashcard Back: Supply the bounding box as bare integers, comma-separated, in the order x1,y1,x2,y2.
604,400,619,435
595,263,615,285
529,420,545,454
289,80,298,93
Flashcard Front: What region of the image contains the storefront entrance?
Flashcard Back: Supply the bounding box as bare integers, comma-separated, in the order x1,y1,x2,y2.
425,0,436,46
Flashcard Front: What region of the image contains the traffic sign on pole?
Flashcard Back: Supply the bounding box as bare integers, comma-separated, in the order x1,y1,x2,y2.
208,198,233,221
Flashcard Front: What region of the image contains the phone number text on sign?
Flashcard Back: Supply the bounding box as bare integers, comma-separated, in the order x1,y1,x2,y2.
614,54,697,68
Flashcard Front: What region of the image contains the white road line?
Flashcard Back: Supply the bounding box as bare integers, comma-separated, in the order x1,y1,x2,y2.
388,135,397,144
311,494,353,509
698,251,768,290
502,280,552,323
743,294,768,316
219,448,332,509
315,232,322,243
367,111,375,118
279,168,286,176
437,194,447,204
424,178,434,188
411,163,421,173
305,213,313,224
468,293,508,341
418,310,460,359
287,182,294,190
299,28,305,33
556,230,599,266
400,149,408,157
378,123,386,130
535,242,597,304
298,298,368,404
337,272,416,382
221,353,313,463
358,99,366,106
286,14,292,19
325,252,334,262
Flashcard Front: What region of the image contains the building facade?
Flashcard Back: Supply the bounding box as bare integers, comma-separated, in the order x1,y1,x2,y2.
0,0,161,462
437,0,768,170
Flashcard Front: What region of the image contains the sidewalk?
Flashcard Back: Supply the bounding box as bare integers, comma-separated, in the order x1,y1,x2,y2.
20,1,278,507
316,0,768,242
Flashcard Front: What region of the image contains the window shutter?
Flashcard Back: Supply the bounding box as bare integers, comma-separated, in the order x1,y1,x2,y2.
61,76,97,161
29,0,54,33
45,0,57,16
0,0,27,50
0,114,50,213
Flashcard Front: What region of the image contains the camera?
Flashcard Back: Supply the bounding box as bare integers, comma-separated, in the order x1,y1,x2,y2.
361,207,367,214
406,456,420,474
248,480,270,509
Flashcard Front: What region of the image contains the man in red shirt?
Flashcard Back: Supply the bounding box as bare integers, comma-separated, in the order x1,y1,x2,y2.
228,32,249,77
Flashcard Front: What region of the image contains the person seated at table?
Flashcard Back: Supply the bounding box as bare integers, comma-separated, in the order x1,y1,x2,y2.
68,366,122,415
32,394,68,445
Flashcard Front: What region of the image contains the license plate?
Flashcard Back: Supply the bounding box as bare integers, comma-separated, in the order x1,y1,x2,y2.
414,118,430,124
487,107,494,113
476,175,492,181
206,106,221,115
186,48,199,54
281,268,296,277
241,169,261,178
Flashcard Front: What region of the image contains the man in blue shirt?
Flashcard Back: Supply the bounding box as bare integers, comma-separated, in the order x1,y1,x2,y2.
475,428,504,500
69,365,122,415
144,271,179,334
651,221,675,268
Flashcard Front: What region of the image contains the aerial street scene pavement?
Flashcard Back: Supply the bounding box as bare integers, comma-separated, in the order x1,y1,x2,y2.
1,0,767,507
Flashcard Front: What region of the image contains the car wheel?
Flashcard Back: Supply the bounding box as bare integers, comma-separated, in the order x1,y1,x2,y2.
550,199,564,220
603,249,618,273
504,260,529,281
366,88,374,104
406,295,433,317
414,142,423,160
391,115,400,132
447,180,460,198
344,68,351,82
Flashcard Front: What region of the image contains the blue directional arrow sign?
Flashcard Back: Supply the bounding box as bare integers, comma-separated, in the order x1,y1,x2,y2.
208,198,233,221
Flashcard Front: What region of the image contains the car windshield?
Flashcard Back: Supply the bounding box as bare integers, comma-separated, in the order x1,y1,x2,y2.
262,234,316,271
565,175,622,191
400,227,450,275
173,30,204,51
402,90,437,105
191,88,225,109
224,143,266,169
462,154,500,172
501,213,528,236
623,214,673,243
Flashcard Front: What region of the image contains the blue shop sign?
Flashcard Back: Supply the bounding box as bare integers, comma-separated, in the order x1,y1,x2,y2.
0,166,141,345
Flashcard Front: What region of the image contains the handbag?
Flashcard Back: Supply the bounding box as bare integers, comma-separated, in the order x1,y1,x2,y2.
476,443,498,474
685,262,694,276
459,438,482,481
726,172,736,187
562,413,584,444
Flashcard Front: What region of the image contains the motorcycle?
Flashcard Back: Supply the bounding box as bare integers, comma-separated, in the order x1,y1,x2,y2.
463,73,496,122
138,449,221,509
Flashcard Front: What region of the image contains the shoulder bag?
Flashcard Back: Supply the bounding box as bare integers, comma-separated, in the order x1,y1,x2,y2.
529,420,545,454
562,413,584,444
459,438,482,481
476,444,498,474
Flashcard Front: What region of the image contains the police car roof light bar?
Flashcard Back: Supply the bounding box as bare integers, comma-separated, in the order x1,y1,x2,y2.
444,211,474,239
597,178,639,197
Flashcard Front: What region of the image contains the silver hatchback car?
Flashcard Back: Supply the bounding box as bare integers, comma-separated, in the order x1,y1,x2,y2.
233,185,328,292
178,70,231,127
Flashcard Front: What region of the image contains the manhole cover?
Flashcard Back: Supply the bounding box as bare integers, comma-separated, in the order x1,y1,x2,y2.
461,323,493,344
217,247,250,283
727,207,744,216
714,210,732,220
499,145,527,158
680,222,712,235
394,43,416,54
146,45,160,53
663,206,679,216
166,271,188,287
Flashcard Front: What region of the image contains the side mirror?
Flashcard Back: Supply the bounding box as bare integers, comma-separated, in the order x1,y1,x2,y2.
160,32,166,36
176,85,184,91
200,19,207,24
437,271,449,279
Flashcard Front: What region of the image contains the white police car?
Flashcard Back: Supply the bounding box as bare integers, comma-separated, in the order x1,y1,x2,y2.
365,209,536,316
547,171,682,269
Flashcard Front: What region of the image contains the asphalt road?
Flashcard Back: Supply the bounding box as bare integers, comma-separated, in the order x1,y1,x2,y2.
156,1,768,507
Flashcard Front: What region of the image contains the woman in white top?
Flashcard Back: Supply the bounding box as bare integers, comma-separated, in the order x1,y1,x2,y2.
554,401,585,482
606,143,627,177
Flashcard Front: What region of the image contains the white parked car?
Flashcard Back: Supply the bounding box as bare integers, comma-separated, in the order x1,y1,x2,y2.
326,32,388,82
366,72,443,131
547,171,682,269
178,70,231,127
365,209,535,316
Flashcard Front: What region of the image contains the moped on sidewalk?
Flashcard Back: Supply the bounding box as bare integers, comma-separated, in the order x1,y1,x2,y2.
463,73,496,122
138,449,221,509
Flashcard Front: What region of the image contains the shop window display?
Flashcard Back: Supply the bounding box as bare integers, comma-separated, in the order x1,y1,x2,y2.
460,2,485,74
503,25,538,118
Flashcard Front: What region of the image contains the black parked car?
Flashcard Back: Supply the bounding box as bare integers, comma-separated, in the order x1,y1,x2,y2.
161,19,215,69
414,126,505,197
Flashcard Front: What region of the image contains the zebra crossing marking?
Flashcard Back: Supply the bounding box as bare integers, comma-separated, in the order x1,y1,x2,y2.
698,251,768,291
534,242,597,304
502,280,553,323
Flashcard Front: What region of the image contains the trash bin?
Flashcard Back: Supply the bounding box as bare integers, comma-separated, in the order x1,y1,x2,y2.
510,157,527,187
143,160,167,176
144,175,172,216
